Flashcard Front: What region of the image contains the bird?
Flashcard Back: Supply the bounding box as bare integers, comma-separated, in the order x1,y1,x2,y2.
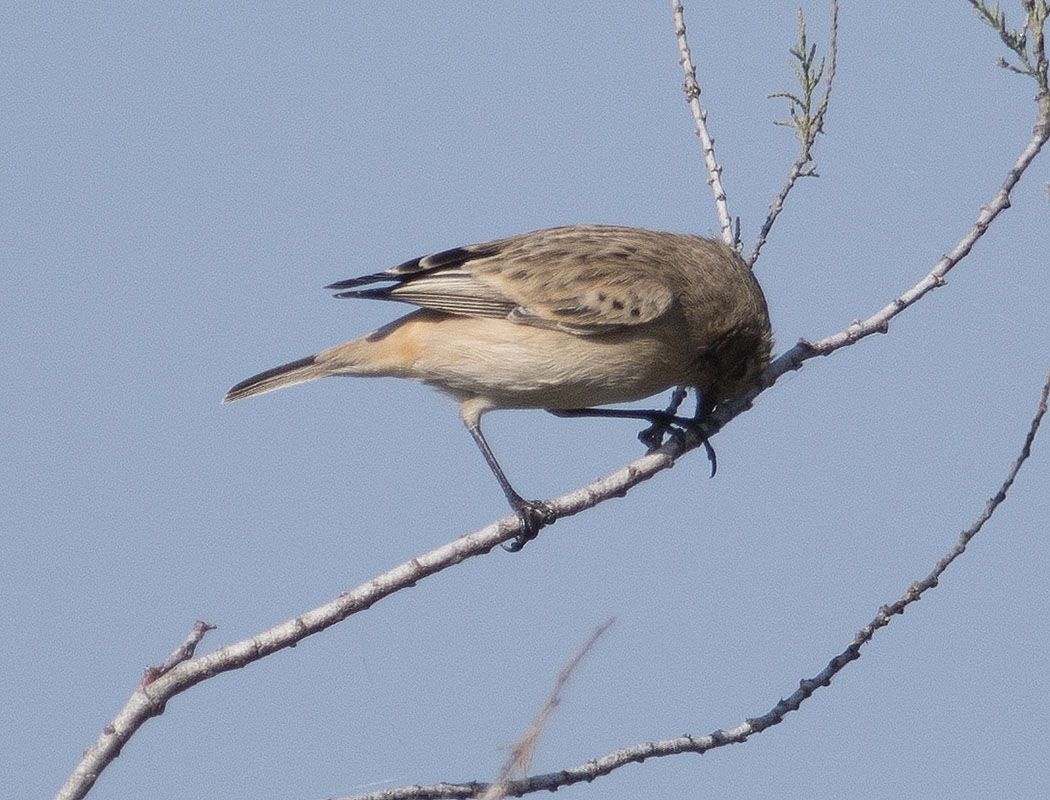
223,224,773,549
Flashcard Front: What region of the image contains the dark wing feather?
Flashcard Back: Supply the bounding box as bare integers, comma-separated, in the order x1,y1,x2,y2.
324,226,678,333
325,244,501,290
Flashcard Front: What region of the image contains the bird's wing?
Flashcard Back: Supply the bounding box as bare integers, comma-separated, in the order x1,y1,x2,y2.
326,226,677,334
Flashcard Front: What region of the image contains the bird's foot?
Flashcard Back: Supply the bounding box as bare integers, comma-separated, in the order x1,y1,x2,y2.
637,411,691,451
502,499,557,552
638,413,717,477
638,386,691,451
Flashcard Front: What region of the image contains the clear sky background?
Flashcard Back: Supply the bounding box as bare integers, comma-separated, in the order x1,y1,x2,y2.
5,3,1049,798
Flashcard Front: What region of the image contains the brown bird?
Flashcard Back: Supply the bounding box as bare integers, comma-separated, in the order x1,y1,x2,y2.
223,224,773,548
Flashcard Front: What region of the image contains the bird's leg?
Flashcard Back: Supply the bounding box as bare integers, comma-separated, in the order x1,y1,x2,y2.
549,388,692,451
465,420,555,551
550,387,718,475
550,404,691,432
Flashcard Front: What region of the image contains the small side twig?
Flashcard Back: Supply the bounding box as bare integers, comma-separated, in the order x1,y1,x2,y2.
970,0,1050,92
479,619,615,800
141,620,216,686
749,1,839,266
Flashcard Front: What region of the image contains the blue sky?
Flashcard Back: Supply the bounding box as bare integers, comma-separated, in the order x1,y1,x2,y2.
5,3,1049,798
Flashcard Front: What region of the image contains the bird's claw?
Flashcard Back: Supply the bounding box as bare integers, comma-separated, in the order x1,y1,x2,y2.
502,500,557,552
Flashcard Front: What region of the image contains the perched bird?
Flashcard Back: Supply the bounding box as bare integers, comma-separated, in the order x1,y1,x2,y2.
224,225,773,548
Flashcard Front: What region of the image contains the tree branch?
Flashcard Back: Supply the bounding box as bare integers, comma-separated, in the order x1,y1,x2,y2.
338,365,1050,800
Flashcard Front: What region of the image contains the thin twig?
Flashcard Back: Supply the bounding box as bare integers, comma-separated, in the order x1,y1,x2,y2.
969,0,1050,91
141,620,216,685
749,0,839,266
671,0,734,247
336,365,1050,800
479,619,615,800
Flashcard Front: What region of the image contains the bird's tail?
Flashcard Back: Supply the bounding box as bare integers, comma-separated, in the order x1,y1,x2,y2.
223,312,430,404
222,354,335,403
221,322,411,404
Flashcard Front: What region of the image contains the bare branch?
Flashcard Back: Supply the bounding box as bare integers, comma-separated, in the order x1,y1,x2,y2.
750,1,839,266
671,0,735,247
339,366,1050,800
53,464,669,800
768,89,1049,378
